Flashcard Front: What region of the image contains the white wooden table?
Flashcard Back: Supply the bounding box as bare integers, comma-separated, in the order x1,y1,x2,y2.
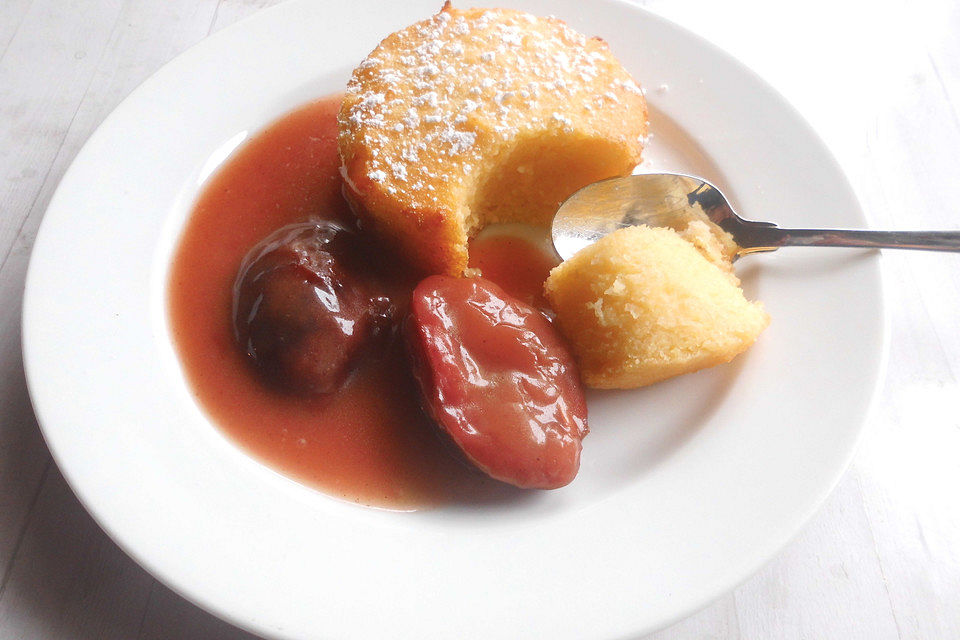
1,1,958,637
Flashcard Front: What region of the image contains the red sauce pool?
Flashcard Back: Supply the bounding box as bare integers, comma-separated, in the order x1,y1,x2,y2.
468,232,558,309
168,95,558,509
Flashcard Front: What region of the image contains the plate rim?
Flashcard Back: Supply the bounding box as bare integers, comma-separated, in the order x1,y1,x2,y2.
21,1,888,638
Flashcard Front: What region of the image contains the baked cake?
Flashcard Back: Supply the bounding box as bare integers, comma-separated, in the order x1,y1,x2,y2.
544,225,769,389
338,4,649,275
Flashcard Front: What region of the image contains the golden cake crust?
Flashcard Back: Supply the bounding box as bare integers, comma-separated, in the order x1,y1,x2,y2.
544,225,770,389
338,5,648,275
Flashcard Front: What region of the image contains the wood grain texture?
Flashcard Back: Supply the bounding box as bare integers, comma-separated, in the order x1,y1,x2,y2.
1,0,958,638
0,0,250,638
641,0,960,637
0,0,122,589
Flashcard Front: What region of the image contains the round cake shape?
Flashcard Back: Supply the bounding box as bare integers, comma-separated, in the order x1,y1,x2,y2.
338,4,649,276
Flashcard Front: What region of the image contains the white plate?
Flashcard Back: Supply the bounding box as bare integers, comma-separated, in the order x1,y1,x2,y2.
22,1,886,638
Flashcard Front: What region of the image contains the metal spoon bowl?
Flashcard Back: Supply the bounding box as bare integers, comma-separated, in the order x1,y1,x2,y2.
551,172,960,262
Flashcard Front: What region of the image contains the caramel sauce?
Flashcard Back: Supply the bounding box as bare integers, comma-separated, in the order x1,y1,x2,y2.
168,96,554,509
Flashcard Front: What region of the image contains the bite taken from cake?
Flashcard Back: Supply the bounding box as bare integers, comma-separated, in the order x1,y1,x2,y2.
170,3,771,506
546,224,770,389
338,3,648,276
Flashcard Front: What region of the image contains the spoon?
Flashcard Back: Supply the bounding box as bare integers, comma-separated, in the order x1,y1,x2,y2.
551,172,960,261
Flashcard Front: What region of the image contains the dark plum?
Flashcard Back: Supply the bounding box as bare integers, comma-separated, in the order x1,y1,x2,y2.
407,275,588,489
233,221,395,395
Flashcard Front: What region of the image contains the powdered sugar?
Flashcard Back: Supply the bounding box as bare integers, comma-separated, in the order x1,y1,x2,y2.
441,129,477,155
340,7,646,195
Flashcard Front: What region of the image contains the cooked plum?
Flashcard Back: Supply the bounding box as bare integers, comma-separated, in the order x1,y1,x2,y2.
233,221,394,394
406,275,588,489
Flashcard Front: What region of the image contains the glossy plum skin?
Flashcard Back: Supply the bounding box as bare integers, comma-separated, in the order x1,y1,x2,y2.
407,275,588,489
233,221,395,395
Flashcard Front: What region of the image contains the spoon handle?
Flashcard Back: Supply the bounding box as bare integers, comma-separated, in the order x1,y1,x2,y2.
739,226,960,253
